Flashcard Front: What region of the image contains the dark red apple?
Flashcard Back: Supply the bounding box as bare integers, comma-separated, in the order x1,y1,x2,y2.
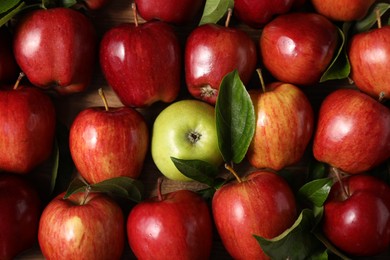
0,173,41,260
127,179,213,259
322,174,390,256
0,27,18,84
13,7,97,95
313,89,390,174
311,0,376,21
260,12,339,86
212,170,297,259
82,0,110,10
38,191,125,259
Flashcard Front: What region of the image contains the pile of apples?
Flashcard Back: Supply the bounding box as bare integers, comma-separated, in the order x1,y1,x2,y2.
1,0,390,259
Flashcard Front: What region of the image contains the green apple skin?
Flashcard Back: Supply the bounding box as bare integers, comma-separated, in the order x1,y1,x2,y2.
151,100,223,181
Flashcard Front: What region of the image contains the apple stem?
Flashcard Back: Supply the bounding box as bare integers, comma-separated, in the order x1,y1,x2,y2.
98,88,110,111
81,185,92,205
225,8,233,28
13,72,25,90
376,8,382,29
132,2,139,27
157,177,164,201
256,68,266,93
331,167,350,199
225,163,242,183
378,92,385,103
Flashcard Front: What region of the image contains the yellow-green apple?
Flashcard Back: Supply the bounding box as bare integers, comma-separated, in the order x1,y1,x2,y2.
0,173,41,260
311,0,376,21
13,7,97,95
348,25,390,100
0,27,18,85
260,12,339,86
212,170,297,259
247,81,314,171
313,89,390,174
127,179,213,259
322,174,390,256
151,100,223,181
69,90,149,184
38,191,124,260
0,85,56,174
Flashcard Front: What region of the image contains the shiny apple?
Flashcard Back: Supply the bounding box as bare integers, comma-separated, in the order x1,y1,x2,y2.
311,0,376,21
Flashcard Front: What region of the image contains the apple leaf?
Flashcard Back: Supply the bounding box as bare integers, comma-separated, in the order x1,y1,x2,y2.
313,229,352,260
0,0,25,27
215,70,255,164
199,0,234,25
0,0,22,14
352,2,390,34
61,0,77,8
298,178,333,207
308,160,327,181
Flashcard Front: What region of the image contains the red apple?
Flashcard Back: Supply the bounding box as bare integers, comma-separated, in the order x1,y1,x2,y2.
185,21,257,105
322,174,390,256
260,12,339,86
247,81,314,171
127,179,213,259
0,84,56,174
311,0,376,21
13,7,97,95
234,0,295,28
212,170,297,259
0,173,41,260
134,0,205,24
313,89,390,174
0,27,18,85
348,25,390,100
69,89,149,184
99,7,181,107
38,191,125,259
82,0,110,10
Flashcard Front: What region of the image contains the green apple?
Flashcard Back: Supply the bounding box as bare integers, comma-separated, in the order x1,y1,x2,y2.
151,99,223,181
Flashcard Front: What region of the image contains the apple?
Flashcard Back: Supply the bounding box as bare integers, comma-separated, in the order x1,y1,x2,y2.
151,99,223,181
247,80,314,171
0,82,56,174
38,191,124,259
134,0,205,24
13,7,97,95
212,170,297,259
82,0,111,10
348,25,390,100
99,5,181,107
185,15,257,105
127,178,213,259
0,173,41,260
234,0,295,28
69,89,149,184
313,89,390,174
260,12,339,86
311,0,376,21
0,27,18,85
322,174,390,256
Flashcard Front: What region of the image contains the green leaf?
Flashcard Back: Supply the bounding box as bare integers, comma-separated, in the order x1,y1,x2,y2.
0,0,22,14
0,1,25,27
215,70,255,164
352,2,390,34
61,0,77,8
63,177,89,199
298,178,333,207
199,0,234,25
308,160,327,181
314,230,351,260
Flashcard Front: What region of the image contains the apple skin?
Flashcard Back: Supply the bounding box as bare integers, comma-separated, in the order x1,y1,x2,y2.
83,0,110,10
151,100,223,181
0,28,18,84
13,7,97,95
69,105,149,184
348,26,390,100
134,0,205,24
185,24,257,105
260,12,339,86
212,170,297,259
0,174,41,260
311,0,376,21
38,191,125,260
322,174,390,256
234,0,295,28
100,21,181,107
313,89,390,174
247,82,314,171
0,87,56,174
127,189,213,259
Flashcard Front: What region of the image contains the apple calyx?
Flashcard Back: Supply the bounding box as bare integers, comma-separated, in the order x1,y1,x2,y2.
187,130,202,144
256,68,267,93
13,72,25,90
200,85,218,99
131,2,139,27
225,163,242,183
98,88,110,111
330,167,350,201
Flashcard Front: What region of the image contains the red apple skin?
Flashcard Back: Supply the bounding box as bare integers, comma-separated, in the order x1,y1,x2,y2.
313,89,390,174
234,0,295,28
0,28,18,84
100,21,181,107
0,174,41,260
260,12,339,86
83,0,110,10
322,174,390,256
69,106,149,184
13,8,97,95
38,192,125,260
348,26,390,100
311,0,375,21
127,189,213,259
134,0,205,24
247,82,314,171
212,171,297,259
185,24,257,105
0,87,56,174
